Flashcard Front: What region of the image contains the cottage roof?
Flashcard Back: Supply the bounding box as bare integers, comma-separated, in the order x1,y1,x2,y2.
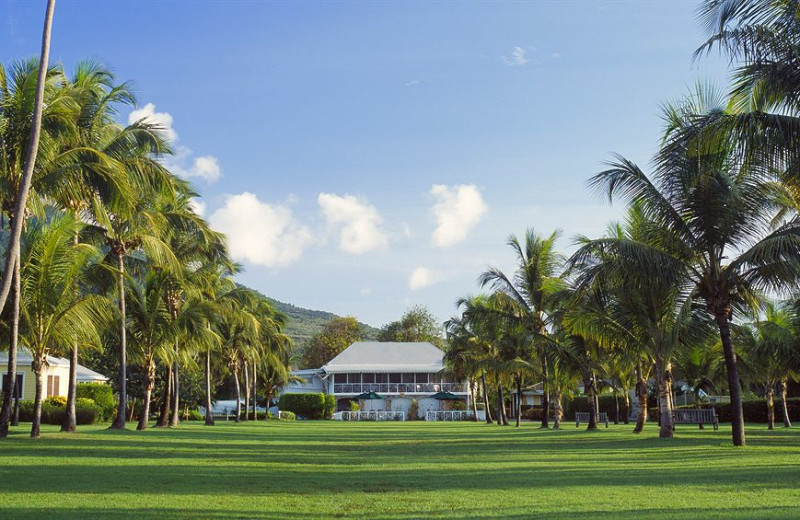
322,342,444,373
0,348,108,382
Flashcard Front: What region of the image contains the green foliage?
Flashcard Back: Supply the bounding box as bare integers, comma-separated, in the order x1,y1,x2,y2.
300,317,363,369
323,394,336,419
349,401,360,412
278,393,328,419
265,297,379,346
377,305,444,348
451,401,466,411
44,395,67,408
76,383,115,421
16,398,102,425
408,399,419,420
278,410,296,420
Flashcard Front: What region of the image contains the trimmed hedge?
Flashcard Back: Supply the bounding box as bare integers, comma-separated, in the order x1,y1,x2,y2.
17,398,103,425
278,393,333,419
565,396,629,419
76,383,115,421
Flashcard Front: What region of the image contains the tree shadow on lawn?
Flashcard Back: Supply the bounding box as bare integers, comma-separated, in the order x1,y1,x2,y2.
0,503,797,519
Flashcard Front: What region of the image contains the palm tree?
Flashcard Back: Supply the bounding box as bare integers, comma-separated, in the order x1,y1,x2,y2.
17,214,109,437
479,229,565,428
590,88,800,445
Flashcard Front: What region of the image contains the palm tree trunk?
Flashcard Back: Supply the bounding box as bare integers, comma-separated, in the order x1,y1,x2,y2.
540,354,550,428
623,387,630,425
156,365,171,427
481,372,493,424
553,386,563,429
656,355,674,438
0,255,21,437
137,358,155,431
31,362,45,438
613,389,619,425
780,379,791,428
0,0,56,316
515,375,522,428
170,359,180,427
633,362,648,433
243,362,250,422
470,380,479,421
111,251,127,430
62,232,80,433
204,351,214,426
233,364,241,423
497,383,508,426
715,313,746,446
586,374,598,430
766,382,775,431
252,362,258,421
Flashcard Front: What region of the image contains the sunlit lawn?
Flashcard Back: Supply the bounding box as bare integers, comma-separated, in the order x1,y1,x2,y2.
0,419,798,519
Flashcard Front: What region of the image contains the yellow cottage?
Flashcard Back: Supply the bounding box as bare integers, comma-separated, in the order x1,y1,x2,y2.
0,348,108,400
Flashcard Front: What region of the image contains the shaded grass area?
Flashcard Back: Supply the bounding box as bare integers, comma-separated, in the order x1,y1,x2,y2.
0,421,798,519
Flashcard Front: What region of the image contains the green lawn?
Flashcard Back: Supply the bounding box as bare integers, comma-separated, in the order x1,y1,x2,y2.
0,420,798,519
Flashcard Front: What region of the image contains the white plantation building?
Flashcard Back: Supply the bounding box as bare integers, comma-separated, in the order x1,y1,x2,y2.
282,341,470,419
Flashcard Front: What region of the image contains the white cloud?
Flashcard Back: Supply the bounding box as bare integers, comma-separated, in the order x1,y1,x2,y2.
189,198,206,217
408,266,440,291
171,153,221,183
501,46,528,67
552,52,562,59
128,103,177,142
430,184,488,247
209,192,314,267
404,79,421,87
360,287,373,296
318,193,388,254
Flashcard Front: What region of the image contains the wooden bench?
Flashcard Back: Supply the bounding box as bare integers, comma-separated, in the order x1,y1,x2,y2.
672,408,718,431
575,412,609,428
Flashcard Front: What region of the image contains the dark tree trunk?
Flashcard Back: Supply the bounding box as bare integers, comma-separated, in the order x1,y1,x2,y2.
540,354,550,428
633,362,648,434
613,389,620,425
243,363,250,422
766,382,775,431
497,383,508,426
156,365,172,427
137,358,155,431
715,313,746,446
623,388,630,425
204,351,214,426
61,343,78,432
31,363,45,438
110,252,127,430
481,372,493,424
515,375,522,428
586,374,598,430
62,232,80,433
0,255,21,437
781,379,791,428
169,359,180,427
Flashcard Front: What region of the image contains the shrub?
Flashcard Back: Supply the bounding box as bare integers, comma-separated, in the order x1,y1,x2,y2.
278,393,327,419
451,400,466,411
76,383,115,421
44,395,67,408
323,394,336,419
349,401,360,412
280,411,296,420
408,399,419,420
17,400,35,422
74,398,102,425
184,409,204,421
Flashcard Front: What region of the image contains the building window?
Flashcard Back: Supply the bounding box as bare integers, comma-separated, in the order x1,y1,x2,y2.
389,373,401,383
415,373,428,384
1,373,22,399
375,373,387,383
334,374,346,384
46,375,61,398
401,373,414,383
347,373,360,384
362,373,375,384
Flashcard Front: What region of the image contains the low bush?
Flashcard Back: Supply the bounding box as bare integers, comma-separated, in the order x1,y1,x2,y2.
278,393,328,419
17,397,102,425
279,411,296,420
184,409,204,421
323,394,336,419
44,395,67,408
76,383,115,421
451,401,466,411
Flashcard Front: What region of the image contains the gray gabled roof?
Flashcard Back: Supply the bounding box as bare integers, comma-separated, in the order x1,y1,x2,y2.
322,342,444,373
0,347,108,382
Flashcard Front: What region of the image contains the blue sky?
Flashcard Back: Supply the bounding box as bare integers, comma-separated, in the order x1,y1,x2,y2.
2,1,729,327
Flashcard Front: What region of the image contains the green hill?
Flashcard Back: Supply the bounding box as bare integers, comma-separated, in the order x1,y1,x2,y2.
266,297,380,346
